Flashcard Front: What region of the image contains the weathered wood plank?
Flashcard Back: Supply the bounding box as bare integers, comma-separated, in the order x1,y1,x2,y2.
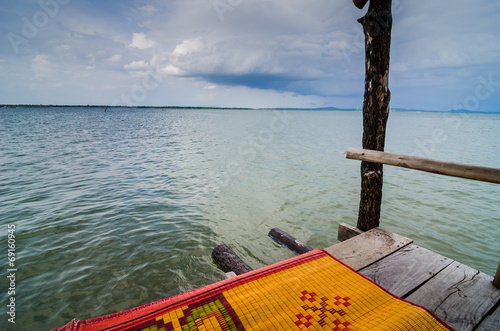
407,261,500,331
359,244,453,298
212,244,253,275
345,148,500,184
337,223,363,242
477,304,500,331
325,228,412,270
268,228,313,255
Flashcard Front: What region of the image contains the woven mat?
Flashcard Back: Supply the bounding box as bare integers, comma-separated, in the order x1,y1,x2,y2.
55,249,453,330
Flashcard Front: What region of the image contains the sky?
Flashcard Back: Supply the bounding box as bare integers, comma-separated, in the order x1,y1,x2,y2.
0,0,499,111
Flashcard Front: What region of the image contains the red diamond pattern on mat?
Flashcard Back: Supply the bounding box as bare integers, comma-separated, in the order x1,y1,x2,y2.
333,296,351,307
295,313,314,327
332,320,351,331
297,290,352,329
300,290,318,303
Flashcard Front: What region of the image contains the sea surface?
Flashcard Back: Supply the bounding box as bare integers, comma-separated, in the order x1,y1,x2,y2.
1,107,499,330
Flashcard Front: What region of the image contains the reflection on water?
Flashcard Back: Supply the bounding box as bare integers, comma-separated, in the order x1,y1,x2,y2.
0,108,498,329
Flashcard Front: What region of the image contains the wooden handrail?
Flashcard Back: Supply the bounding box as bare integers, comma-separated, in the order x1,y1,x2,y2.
345,148,500,184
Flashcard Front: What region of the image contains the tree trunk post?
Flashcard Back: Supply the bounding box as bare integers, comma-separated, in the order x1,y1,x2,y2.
356,0,393,231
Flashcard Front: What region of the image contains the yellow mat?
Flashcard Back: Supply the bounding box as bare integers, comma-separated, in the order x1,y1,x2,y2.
55,249,453,330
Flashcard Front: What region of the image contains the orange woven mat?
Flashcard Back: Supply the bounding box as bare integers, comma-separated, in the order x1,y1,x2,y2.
55,249,453,330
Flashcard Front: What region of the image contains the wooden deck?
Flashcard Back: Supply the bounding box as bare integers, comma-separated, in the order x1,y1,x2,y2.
325,226,500,331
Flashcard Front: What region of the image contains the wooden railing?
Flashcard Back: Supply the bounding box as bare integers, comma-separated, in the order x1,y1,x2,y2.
345,148,500,288
345,148,500,184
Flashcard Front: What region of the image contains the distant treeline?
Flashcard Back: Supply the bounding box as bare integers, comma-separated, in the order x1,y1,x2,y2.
0,105,340,111
0,105,253,110
1,105,498,114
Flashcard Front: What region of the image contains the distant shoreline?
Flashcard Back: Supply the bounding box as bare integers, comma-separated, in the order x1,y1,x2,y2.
0,104,498,114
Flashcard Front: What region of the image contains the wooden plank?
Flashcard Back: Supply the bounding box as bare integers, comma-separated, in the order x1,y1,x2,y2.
345,148,500,184
477,304,500,331
268,228,313,255
359,244,453,298
406,261,500,331
337,223,363,242
212,244,253,275
325,228,413,270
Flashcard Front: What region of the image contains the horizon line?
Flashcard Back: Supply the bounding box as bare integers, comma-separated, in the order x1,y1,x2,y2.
1,104,499,114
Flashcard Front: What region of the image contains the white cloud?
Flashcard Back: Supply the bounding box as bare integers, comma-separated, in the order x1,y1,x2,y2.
2,0,499,111
32,54,51,80
129,33,156,49
107,54,122,63
124,60,149,70
159,64,184,76
173,38,204,56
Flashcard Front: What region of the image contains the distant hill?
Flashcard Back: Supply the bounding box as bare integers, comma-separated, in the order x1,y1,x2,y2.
391,108,500,114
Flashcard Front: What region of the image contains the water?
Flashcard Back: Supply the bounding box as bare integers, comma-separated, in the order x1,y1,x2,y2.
0,108,499,330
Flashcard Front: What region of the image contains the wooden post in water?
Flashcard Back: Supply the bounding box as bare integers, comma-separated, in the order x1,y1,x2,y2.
353,0,369,9
494,261,500,289
355,0,393,231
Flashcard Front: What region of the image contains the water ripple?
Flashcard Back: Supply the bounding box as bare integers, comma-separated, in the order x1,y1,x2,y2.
0,108,498,330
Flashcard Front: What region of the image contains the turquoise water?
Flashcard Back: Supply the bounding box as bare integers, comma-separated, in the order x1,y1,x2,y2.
0,108,499,330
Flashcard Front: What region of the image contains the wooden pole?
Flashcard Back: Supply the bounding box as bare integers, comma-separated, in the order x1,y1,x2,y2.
345,148,500,184
268,228,313,255
356,0,393,231
494,261,500,289
353,0,369,9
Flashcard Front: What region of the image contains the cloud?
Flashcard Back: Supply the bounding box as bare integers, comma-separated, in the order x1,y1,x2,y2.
124,60,149,70
157,31,359,97
144,0,364,98
173,38,204,56
107,54,121,63
129,32,156,49
160,64,184,76
31,54,51,79
1,0,499,110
